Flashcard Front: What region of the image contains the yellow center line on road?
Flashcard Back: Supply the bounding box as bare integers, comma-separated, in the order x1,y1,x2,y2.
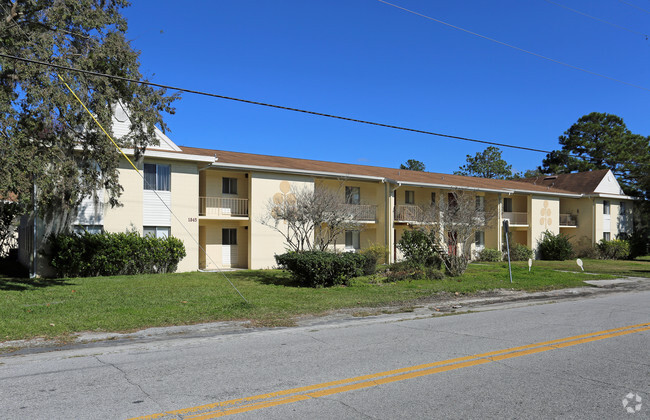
131,322,650,420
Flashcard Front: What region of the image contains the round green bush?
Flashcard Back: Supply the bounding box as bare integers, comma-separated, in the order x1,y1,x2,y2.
477,248,502,262
537,231,573,260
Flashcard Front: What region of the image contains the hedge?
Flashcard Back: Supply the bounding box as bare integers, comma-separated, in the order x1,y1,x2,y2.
46,231,186,278
275,251,374,287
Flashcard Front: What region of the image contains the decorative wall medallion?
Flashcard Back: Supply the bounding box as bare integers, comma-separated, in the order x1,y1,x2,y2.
271,181,296,222
539,200,552,228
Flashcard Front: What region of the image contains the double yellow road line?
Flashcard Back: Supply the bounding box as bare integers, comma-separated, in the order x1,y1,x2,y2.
133,322,650,419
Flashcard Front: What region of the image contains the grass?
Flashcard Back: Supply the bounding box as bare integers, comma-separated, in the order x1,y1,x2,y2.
0,258,646,343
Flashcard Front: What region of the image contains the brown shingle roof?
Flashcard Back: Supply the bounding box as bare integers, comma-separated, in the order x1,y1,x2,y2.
179,146,583,196
515,169,609,194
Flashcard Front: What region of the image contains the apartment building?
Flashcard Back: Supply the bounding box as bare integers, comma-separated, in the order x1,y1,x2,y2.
19,131,635,275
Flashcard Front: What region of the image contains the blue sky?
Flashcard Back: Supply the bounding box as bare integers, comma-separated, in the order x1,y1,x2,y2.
122,0,650,175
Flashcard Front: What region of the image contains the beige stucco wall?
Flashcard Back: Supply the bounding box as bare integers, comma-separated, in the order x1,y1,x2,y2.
249,172,314,269
560,197,593,246
200,169,249,199
103,158,144,234
170,161,199,272
529,196,560,250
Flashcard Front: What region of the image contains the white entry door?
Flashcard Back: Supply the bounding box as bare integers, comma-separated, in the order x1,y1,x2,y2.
222,228,238,267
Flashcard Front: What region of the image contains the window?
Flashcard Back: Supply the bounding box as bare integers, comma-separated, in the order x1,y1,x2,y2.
603,200,610,215
448,192,458,209
74,225,103,235
405,190,415,205
475,231,485,247
144,226,170,239
431,192,436,206
620,201,626,214
144,163,170,191
476,196,485,211
345,230,360,250
503,198,513,212
222,177,238,195
345,186,360,204
222,228,237,245
603,232,611,241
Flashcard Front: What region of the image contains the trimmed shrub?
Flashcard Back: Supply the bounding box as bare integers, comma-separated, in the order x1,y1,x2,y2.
397,229,442,268
597,239,631,260
385,261,444,282
537,231,573,260
361,244,388,265
509,243,533,261
274,251,372,287
477,248,502,262
46,231,186,278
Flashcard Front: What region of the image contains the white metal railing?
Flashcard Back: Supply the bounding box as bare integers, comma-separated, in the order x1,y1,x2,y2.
199,197,248,217
395,205,423,222
339,203,376,222
559,213,577,227
502,211,528,225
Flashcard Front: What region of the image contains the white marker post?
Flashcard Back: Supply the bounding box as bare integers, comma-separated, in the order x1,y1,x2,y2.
528,258,532,273
503,220,513,283
576,258,584,271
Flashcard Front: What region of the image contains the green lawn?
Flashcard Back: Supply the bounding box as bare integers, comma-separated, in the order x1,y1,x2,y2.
1,258,646,343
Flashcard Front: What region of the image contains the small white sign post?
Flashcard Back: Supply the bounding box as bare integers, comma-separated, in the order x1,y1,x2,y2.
503,220,513,283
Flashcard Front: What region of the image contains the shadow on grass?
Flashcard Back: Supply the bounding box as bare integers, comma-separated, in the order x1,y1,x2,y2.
0,258,72,291
239,270,305,288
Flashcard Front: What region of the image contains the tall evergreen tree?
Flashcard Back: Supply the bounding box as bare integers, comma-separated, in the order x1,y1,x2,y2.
455,146,513,179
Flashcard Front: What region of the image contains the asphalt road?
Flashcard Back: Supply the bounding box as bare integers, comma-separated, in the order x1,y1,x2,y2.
1,290,649,419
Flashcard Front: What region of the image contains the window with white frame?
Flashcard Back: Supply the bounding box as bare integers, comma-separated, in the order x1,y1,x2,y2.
143,226,170,239
345,230,360,250
476,196,485,211
73,225,103,235
345,186,360,205
603,200,610,215
619,201,626,214
222,177,238,195
222,228,237,245
405,190,415,205
143,163,170,191
475,231,485,248
603,232,611,241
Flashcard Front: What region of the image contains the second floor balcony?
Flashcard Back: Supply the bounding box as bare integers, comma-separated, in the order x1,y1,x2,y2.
503,211,528,226
339,203,376,222
559,213,578,227
199,196,248,218
395,205,425,223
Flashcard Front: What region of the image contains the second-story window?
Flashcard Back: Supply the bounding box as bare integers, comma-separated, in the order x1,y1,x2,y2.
405,190,415,205
431,192,436,206
144,163,170,191
345,186,360,204
222,177,238,194
476,196,485,211
603,200,610,215
503,197,513,212
620,201,626,214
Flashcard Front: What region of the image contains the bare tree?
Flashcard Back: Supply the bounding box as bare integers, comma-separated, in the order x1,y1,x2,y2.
260,183,365,252
403,190,498,276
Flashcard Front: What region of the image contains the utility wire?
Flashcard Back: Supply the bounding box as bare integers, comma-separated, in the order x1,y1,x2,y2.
376,0,650,92
57,73,249,304
0,52,552,154
0,12,248,303
543,0,649,39
619,0,650,15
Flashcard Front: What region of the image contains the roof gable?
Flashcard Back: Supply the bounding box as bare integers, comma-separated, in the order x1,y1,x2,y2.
593,170,625,195
111,103,181,152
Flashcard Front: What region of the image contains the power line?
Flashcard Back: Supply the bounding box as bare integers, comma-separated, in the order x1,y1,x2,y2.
0,52,552,154
376,0,650,92
543,0,649,40
619,0,650,15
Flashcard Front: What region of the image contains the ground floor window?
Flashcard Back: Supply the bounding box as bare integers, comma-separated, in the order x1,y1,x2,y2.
603,232,611,241
222,228,237,245
74,225,104,235
345,230,360,250
475,231,485,248
144,226,170,239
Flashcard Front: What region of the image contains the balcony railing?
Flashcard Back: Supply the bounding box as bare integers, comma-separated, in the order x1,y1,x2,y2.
502,211,528,225
559,213,577,227
339,203,376,222
395,205,424,222
199,197,248,217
